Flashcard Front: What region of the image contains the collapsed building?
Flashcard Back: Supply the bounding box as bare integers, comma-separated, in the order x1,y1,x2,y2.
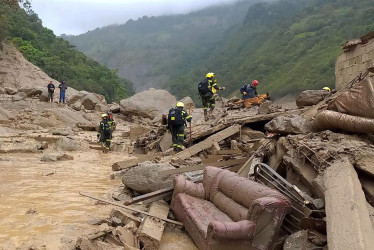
75,32,374,250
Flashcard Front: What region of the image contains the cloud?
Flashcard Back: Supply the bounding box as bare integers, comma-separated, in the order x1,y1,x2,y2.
30,0,239,35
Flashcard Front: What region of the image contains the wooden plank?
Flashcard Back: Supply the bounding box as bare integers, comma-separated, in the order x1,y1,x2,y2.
216,149,242,155
201,155,224,164
137,200,169,250
162,125,241,162
79,192,183,226
160,158,247,176
213,141,221,151
124,187,174,205
237,139,270,177
112,155,157,171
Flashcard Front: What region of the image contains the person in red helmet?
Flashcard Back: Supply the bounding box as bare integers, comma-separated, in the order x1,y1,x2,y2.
240,80,259,100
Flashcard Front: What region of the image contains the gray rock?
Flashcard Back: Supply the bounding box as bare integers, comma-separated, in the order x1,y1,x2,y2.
18,86,43,97
11,92,27,101
50,126,74,136
4,87,17,95
180,96,195,110
109,103,121,113
120,88,176,119
296,90,329,108
68,90,107,110
41,153,74,162
122,161,176,194
55,137,85,151
265,115,314,134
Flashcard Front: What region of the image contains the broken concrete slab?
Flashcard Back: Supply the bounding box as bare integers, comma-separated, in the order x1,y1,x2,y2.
264,115,315,134
111,155,157,171
137,200,169,250
130,125,152,141
41,153,74,162
324,158,374,250
158,132,172,152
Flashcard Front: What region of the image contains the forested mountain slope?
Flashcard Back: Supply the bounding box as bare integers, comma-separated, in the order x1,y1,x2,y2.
0,0,133,102
66,0,374,102
64,0,264,92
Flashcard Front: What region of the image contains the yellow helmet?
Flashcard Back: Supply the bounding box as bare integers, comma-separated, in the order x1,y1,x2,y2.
176,102,184,108
323,87,331,92
101,113,108,118
206,72,215,79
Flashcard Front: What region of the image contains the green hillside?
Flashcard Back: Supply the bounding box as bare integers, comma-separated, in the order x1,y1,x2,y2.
65,0,374,103
64,0,263,92
182,0,374,99
0,0,134,102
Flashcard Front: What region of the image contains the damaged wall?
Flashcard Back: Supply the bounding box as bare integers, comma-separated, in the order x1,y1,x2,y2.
335,32,374,90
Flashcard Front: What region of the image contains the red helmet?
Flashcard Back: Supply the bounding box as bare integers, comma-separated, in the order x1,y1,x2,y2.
252,80,259,86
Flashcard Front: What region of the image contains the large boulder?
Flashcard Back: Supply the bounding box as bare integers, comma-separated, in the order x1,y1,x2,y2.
120,88,176,119
121,161,176,194
68,91,107,111
18,86,43,98
296,90,330,108
55,137,87,151
0,106,15,124
265,115,315,134
180,96,195,110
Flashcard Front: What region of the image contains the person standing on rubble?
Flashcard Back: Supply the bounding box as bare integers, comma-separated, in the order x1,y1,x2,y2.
198,72,225,121
58,80,68,104
47,80,55,103
97,113,112,152
240,80,259,100
167,102,192,152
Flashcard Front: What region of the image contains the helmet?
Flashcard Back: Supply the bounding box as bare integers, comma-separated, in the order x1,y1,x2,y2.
176,102,184,108
252,80,259,86
101,113,108,118
206,72,215,79
323,87,331,92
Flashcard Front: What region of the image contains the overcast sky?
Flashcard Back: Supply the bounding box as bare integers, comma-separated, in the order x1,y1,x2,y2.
30,0,239,35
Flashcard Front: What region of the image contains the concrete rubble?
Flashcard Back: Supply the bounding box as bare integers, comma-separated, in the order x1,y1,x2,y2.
80,77,374,250
2,40,374,250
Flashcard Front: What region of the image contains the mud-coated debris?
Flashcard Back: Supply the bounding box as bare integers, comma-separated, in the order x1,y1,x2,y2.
296,90,329,108
122,161,176,194
50,126,74,136
26,208,38,215
284,230,327,249
265,115,315,134
41,153,73,162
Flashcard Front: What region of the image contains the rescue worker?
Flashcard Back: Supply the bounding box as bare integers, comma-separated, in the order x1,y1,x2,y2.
97,113,112,152
240,80,259,100
107,111,116,131
198,72,225,121
167,102,192,152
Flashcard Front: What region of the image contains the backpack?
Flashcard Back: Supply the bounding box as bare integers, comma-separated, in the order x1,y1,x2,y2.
198,79,211,95
168,108,184,126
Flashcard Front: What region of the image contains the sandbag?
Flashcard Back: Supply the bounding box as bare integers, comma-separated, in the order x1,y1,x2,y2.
327,77,374,119
315,110,374,134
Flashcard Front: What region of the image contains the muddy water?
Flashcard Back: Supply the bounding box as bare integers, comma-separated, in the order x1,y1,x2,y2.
0,151,123,249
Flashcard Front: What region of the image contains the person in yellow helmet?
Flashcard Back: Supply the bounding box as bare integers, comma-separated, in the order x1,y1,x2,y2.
97,113,112,152
198,72,225,121
167,102,192,152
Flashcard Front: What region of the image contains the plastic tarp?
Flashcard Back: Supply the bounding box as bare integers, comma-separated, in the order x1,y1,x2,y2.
327,78,374,119
315,110,374,134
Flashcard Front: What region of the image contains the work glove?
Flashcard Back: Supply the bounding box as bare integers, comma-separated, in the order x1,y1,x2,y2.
243,91,247,95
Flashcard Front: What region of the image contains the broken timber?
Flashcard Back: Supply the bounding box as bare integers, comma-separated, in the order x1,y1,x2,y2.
163,124,241,162
137,200,169,250
324,159,374,249
79,192,183,226
124,187,174,205
159,158,247,176
237,139,270,177
112,155,157,171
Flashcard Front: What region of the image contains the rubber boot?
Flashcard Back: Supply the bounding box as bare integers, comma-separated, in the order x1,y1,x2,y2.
204,109,209,121
209,107,215,119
